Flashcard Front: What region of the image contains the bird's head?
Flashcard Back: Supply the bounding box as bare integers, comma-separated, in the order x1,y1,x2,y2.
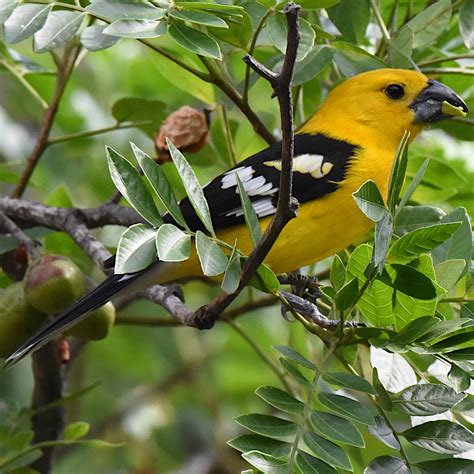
303,68,468,149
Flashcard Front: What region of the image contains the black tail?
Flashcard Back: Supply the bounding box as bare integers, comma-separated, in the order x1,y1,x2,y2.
4,271,144,368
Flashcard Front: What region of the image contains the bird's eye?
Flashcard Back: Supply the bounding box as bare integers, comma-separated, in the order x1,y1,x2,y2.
385,84,405,100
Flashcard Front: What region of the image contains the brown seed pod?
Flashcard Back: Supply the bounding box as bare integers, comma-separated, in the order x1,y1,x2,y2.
154,106,209,163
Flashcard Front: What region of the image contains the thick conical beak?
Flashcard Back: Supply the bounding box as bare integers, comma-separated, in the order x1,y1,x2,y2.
411,79,468,123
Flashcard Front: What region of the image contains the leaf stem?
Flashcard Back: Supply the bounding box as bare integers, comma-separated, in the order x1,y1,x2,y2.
11,45,82,198
288,344,336,471
0,60,48,109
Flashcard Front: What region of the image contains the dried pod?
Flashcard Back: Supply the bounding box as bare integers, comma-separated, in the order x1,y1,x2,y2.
154,106,209,162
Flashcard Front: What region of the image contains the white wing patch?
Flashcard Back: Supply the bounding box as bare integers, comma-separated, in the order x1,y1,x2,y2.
221,166,254,189
221,166,278,196
264,154,333,179
226,197,276,218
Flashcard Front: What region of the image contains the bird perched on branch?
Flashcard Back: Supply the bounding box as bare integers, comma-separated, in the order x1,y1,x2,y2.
6,68,468,365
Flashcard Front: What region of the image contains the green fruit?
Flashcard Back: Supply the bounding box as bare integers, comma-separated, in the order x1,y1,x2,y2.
68,302,116,341
23,255,86,314
0,283,47,358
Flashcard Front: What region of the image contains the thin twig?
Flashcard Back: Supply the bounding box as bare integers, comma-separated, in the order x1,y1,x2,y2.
12,45,82,198
191,3,301,330
421,67,474,76
47,121,154,145
418,54,474,67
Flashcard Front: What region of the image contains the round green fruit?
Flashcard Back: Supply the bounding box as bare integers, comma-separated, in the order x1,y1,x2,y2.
0,283,47,358
23,255,86,314
68,302,116,341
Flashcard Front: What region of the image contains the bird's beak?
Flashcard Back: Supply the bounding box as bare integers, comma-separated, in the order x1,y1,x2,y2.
411,79,468,123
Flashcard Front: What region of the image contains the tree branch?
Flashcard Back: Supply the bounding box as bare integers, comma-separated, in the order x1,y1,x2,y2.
191,2,301,330
12,45,82,198
0,211,41,260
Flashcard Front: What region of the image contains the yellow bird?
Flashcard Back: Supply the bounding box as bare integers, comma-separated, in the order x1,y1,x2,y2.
7,68,468,365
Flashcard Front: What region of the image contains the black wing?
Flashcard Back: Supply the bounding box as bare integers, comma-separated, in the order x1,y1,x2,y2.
166,133,359,231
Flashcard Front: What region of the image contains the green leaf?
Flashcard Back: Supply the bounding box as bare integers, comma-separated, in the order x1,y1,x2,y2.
0,449,42,471
394,206,445,236
267,13,315,61
393,384,465,416
322,373,375,395
64,421,90,440
431,208,472,277
387,223,461,264
112,98,166,136
374,213,393,269
442,348,474,361
392,255,439,329
334,277,359,311
86,0,165,21
402,420,474,454
4,4,51,44
364,456,410,474
347,244,394,327
208,8,252,49
115,224,157,274
404,0,451,48
368,415,399,449
255,386,304,415
241,451,288,473
106,146,163,227
390,263,440,300
170,10,228,28
310,411,365,447
33,11,85,53
293,45,334,87
352,180,387,223
155,224,191,262
0,1,17,25
221,243,241,294
176,2,244,16
236,175,262,248
317,393,375,426
249,264,280,295
435,259,466,292
387,132,409,214
397,158,430,213
167,139,214,235
303,432,352,471
296,452,337,474
132,144,187,229
6,430,34,451
389,26,414,68
373,368,393,411
234,414,298,439
459,0,474,49
279,358,310,386
417,458,474,474
169,22,221,60
387,316,441,352
330,255,345,292
228,434,291,458
420,319,471,344
448,364,471,393
332,41,386,76
103,19,166,38
327,0,370,44
80,24,121,51
274,345,315,369
195,231,227,276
